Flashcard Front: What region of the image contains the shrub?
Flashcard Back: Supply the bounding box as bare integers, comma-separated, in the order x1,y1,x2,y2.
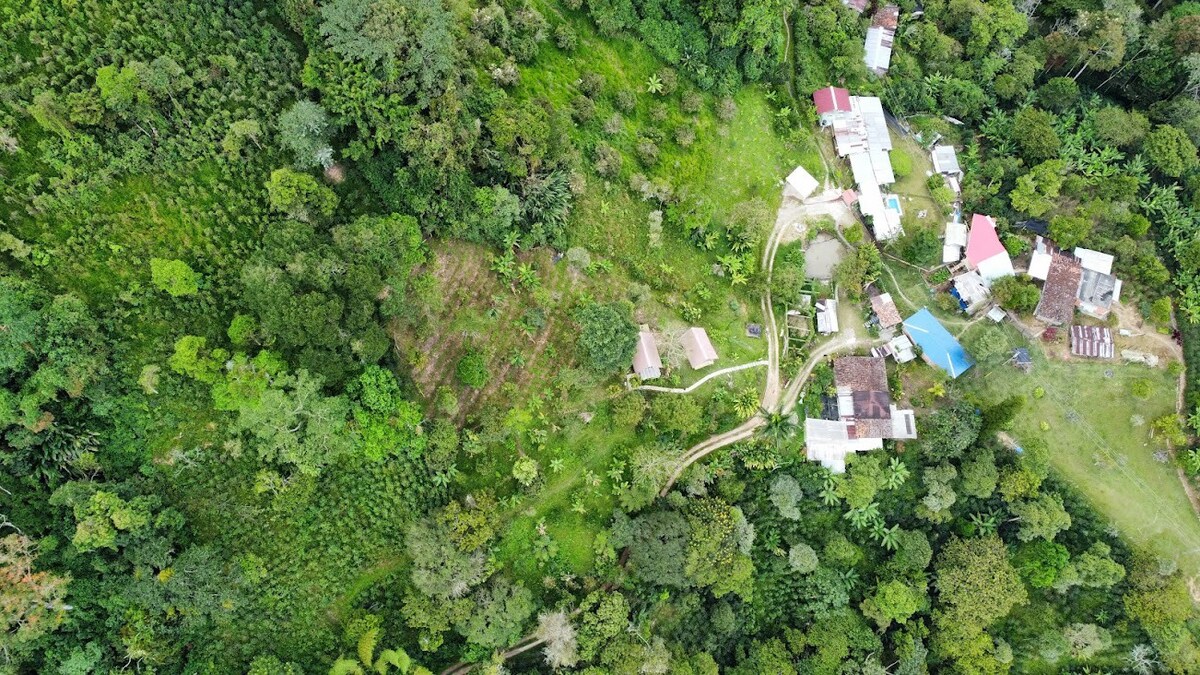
636,138,659,166
615,89,637,112
554,24,577,51
570,95,595,123
566,247,592,270
574,302,637,373
649,103,668,123
657,68,678,95
603,113,624,136
681,90,702,114
1130,378,1153,400
457,349,490,388
594,143,622,178
716,97,736,122
579,72,604,97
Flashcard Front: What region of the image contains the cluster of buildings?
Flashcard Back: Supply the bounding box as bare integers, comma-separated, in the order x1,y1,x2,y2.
813,86,904,241
631,326,718,380
805,356,916,472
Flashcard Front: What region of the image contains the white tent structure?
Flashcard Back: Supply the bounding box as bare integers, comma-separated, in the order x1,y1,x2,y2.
785,165,820,200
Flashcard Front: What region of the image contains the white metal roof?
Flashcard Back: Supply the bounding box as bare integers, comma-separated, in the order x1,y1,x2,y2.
944,221,967,248
868,148,895,185
931,145,960,174
942,244,962,264
852,96,892,151
863,26,894,74
1073,247,1114,275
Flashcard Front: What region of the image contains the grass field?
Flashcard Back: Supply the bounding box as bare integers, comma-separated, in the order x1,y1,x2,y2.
961,324,1200,578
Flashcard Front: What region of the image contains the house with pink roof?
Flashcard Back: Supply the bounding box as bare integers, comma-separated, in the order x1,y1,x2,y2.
964,214,1014,284
812,86,852,126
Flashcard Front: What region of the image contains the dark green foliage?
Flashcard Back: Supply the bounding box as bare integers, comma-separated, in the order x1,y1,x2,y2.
918,402,981,461
574,302,638,374
990,276,1040,313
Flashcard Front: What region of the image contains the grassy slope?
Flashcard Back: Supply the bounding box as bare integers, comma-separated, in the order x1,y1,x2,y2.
875,252,1200,577
960,323,1200,578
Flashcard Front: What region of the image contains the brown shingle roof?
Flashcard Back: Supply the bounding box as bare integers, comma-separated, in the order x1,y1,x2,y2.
834,356,889,393
1034,254,1082,325
870,293,903,329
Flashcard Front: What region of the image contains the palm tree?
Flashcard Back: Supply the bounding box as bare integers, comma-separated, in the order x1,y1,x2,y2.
758,408,799,446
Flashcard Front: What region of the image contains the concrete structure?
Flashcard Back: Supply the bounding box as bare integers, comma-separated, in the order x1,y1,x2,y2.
1034,253,1083,325
1028,236,1055,281
987,305,1007,322
816,298,840,334
943,220,968,264
931,145,961,176
964,214,1014,284
872,333,917,363
1074,247,1121,319
1070,325,1114,359
786,165,820,200
681,327,718,369
1074,248,1115,275
632,331,662,380
952,271,990,313
804,356,916,473
903,308,974,378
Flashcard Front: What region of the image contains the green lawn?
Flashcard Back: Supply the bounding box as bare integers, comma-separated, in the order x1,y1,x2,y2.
963,330,1200,578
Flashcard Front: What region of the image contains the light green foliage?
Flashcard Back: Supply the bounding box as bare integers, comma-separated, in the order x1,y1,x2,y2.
769,474,803,520
1013,540,1070,588
406,517,490,601
1055,542,1125,591
1049,213,1093,249
861,580,923,628
278,100,334,168
168,335,225,384
959,447,998,499
1010,159,1064,217
932,536,1027,670
49,483,151,553
1012,492,1072,542
512,456,539,486
265,168,339,221
650,395,704,437
1145,124,1199,177
149,258,201,297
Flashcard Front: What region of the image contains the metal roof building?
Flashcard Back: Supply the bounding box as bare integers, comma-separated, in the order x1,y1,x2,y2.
1070,325,1114,359
632,331,662,380
903,308,975,378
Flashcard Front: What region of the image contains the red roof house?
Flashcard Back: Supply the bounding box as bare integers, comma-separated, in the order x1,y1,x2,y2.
813,87,852,124
964,214,1015,283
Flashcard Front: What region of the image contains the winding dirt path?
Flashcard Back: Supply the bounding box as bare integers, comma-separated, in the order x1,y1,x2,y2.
636,360,769,394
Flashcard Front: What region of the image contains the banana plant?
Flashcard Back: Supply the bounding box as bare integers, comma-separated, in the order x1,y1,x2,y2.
329,628,430,675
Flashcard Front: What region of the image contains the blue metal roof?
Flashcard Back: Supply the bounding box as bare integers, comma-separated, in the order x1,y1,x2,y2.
902,308,974,378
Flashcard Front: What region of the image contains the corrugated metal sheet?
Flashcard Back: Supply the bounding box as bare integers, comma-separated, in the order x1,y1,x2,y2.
1070,325,1114,359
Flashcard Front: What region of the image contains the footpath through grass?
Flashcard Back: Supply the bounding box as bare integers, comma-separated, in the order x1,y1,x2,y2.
964,337,1200,578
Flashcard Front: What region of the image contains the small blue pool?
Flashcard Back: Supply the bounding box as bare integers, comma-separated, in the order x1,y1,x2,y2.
885,195,902,212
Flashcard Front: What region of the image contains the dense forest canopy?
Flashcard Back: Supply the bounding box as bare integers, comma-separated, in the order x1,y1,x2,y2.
4,0,1200,672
